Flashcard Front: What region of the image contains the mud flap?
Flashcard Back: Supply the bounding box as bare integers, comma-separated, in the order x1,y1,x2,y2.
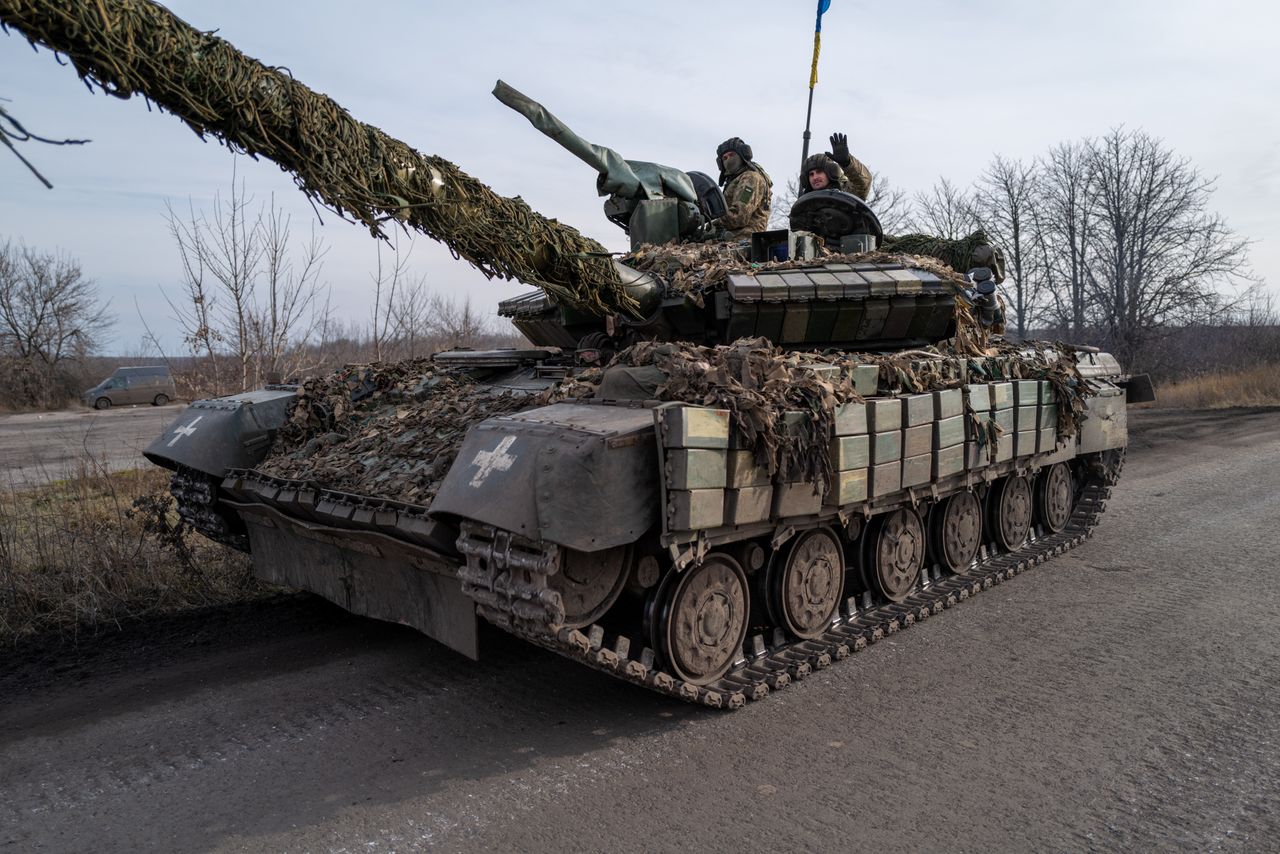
235,502,478,659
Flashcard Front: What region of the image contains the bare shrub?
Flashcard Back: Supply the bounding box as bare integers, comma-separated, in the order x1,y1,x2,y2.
0,465,258,642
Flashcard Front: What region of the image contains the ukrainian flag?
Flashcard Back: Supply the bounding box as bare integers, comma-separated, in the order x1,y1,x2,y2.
810,0,832,89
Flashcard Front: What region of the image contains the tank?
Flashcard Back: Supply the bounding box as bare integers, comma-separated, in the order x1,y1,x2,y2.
5,0,1153,708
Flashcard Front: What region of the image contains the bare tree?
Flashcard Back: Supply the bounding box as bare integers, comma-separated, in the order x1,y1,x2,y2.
164,197,224,392
907,178,978,240
1034,140,1096,336
866,175,913,237
389,272,435,359
972,156,1041,336
0,241,111,408
1083,128,1253,367
368,235,413,362
254,198,329,382
165,167,330,393
0,241,110,367
428,293,491,348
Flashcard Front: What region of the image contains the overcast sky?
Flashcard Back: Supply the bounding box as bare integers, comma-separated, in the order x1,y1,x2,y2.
2,0,1276,354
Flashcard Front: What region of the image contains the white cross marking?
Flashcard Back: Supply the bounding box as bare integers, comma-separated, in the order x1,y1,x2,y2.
167,415,204,447
469,436,518,487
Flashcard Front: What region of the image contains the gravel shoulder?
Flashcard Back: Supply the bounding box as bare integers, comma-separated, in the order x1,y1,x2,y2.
2,406,1278,852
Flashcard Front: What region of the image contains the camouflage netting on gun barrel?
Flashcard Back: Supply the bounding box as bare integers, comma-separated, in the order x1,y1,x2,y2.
0,0,634,316
255,339,1091,508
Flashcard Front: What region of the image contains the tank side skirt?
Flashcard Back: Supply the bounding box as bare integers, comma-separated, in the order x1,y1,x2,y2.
464,450,1123,709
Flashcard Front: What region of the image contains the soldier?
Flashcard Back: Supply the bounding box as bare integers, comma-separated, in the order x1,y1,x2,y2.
714,137,772,238
798,132,873,200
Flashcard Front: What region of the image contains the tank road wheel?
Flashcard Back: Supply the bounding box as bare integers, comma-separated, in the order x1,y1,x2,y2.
1035,463,1074,534
550,546,630,629
928,491,983,574
865,508,925,603
988,475,1033,551
769,527,843,639
659,554,749,685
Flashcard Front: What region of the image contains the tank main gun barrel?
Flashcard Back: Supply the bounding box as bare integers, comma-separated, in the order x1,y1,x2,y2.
0,0,639,317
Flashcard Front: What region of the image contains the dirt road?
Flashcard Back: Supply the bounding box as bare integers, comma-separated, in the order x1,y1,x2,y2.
2,408,1278,852
0,404,183,486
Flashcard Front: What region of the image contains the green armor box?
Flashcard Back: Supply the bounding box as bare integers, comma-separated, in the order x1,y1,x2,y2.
903,423,932,458
996,433,1014,462
904,393,934,427
1015,380,1041,407
934,388,963,420
773,481,823,517
826,469,868,506
991,382,1014,410
965,440,992,470
725,486,772,525
934,415,965,449
833,401,868,436
870,461,901,497
849,364,879,396
664,449,727,490
667,489,725,531
934,444,965,478
902,452,932,488
872,430,902,464
870,398,902,432
1016,429,1037,457
661,407,730,449
965,382,992,411
726,450,770,488
830,434,870,470
1016,405,1038,432
1038,426,1058,454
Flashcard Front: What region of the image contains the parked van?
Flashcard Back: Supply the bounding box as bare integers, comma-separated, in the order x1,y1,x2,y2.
82,366,178,409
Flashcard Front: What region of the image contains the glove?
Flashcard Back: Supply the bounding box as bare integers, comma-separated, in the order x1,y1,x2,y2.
829,132,850,165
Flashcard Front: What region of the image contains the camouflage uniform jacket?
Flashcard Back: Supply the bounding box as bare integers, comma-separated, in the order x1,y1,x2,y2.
840,153,873,200
719,165,773,237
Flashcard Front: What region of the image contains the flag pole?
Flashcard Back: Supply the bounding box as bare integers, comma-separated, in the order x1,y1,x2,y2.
800,0,830,171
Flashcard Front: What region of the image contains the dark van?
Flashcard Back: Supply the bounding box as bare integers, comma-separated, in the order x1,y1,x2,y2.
82,366,178,409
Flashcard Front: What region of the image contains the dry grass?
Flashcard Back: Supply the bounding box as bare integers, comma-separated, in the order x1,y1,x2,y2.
0,464,261,643
1149,363,1280,410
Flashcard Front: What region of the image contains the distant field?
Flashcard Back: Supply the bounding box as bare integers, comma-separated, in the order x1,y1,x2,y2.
1147,363,1280,409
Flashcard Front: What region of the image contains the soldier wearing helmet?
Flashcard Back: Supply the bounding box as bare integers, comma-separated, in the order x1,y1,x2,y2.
713,137,772,238
799,132,873,199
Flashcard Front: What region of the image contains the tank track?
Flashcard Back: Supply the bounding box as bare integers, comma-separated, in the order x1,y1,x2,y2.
170,466,250,552
463,452,1123,709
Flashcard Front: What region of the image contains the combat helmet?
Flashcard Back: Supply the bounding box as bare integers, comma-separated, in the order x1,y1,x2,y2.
800,153,842,193
716,137,754,184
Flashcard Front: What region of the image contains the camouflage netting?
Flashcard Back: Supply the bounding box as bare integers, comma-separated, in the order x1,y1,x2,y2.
0,0,635,316
256,361,597,506
255,338,1092,507
879,231,993,275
